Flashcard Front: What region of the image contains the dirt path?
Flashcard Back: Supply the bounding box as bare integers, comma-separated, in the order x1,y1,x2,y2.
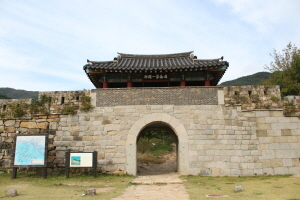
138,151,177,175
111,173,190,200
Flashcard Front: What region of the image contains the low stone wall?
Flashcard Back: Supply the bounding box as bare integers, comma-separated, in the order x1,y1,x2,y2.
224,85,282,110
39,90,90,114
283,95,300,116
0,99,33,118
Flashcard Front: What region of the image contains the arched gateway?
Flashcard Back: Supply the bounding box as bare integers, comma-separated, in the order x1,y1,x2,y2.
126,113,189,175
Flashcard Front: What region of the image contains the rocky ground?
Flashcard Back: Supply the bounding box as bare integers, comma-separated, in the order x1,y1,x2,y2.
137,151,177,175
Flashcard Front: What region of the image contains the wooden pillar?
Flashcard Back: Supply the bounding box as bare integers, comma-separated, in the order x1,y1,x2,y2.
127,80,132,88
205,79,210,86
103,81,108,88
180,80,186,87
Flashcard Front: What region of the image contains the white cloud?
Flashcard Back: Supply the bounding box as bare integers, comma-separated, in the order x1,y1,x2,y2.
0,0,299,90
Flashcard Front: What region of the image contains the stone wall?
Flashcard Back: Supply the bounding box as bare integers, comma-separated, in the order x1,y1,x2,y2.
39,90,90,114
1,86,300,176
0,116,57,171
224,85,282,110
94,87,222,106
0,99,33,118
284,95,300,116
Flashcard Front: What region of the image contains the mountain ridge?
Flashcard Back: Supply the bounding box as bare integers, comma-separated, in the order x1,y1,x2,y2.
0,72,272,99
220,72,271,86
0,87,39,100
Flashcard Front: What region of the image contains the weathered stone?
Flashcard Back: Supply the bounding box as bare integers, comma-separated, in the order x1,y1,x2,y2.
48,144,55,150
4,120,15,127
5,127,15,133
49,122,58,129
38,122,49,129
73,136,83,141
47,156,55,163
281,129,292,136
48,115,59,119
20,122,37,128
4,137,14,143
0,125,4,132
86,188,96,196
28,128,40,134
7,190,17,197
49,150,56,156
257,130,267,137
234,186,244,192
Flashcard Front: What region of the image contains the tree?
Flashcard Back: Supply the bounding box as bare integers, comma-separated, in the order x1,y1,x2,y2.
261,43,300,96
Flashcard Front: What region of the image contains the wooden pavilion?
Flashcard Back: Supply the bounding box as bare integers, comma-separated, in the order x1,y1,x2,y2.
83,51,229,88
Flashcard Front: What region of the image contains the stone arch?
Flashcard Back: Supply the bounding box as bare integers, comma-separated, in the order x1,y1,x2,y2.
126,113,189,175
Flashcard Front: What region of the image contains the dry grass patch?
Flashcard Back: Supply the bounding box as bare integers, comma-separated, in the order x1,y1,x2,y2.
0,171,134,200
182,175,300,200
137,153,166,164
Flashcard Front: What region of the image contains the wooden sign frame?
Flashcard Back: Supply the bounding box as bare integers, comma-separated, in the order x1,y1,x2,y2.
65,150,97,178
12,134,48,179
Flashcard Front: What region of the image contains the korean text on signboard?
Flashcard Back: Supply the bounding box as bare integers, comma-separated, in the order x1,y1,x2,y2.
143,74,168,80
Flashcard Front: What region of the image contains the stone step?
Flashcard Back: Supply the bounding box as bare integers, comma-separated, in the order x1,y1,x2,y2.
132,173,183,185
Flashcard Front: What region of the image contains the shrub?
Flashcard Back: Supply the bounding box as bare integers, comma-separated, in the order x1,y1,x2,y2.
283,102,296,116
61,105,78,115
8,103,28,118
80,96,94,112
271,96,280,102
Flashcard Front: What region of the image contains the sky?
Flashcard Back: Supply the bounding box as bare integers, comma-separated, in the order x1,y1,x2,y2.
0,0,300,91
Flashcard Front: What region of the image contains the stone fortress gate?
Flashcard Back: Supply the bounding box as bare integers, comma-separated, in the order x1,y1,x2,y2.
0,51,300,176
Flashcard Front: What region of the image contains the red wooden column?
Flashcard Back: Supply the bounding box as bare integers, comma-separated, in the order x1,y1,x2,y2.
180,75,186,87
127,81,132,88
180,80,186,87
127,76,132,88
102,77,108,88
103,81,108,88
205,79,210,86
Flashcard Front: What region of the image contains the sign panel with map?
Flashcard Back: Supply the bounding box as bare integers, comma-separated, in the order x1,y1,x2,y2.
13,135,47,167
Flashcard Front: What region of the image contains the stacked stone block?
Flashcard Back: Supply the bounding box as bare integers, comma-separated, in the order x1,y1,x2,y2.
0,86,300,176
39,90,90,114
0,99,33,118
224,85,282,110
0,116,56,170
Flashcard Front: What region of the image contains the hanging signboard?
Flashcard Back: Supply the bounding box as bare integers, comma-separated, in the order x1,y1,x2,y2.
143,74,168,80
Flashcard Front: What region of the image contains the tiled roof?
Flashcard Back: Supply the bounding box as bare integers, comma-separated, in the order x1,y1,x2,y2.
84,51,229,71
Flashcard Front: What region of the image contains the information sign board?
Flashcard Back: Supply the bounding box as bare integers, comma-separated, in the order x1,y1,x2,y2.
13,135,47,167
65,150,97,178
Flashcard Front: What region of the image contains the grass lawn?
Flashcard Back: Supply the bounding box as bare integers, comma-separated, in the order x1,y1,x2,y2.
181,175,300,200
0,170,134,200
1,169,300,200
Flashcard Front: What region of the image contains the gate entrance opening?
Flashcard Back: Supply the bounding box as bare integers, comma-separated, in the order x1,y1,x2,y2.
136,123,178,175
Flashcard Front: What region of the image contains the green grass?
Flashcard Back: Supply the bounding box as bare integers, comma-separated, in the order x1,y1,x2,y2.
0,171,134,200
137,137,175,164
181,175,300,200
150,143,173,156
1,171,300,200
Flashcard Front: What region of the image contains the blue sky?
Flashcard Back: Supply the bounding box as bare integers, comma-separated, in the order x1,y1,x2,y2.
1,0,299,91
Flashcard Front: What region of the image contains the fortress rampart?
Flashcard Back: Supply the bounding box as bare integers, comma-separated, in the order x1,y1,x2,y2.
0,86,299,176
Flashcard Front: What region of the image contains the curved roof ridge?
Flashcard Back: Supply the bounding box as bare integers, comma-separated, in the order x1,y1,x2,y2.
195,58,221,61
117,51,194,58
87,60,114,64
